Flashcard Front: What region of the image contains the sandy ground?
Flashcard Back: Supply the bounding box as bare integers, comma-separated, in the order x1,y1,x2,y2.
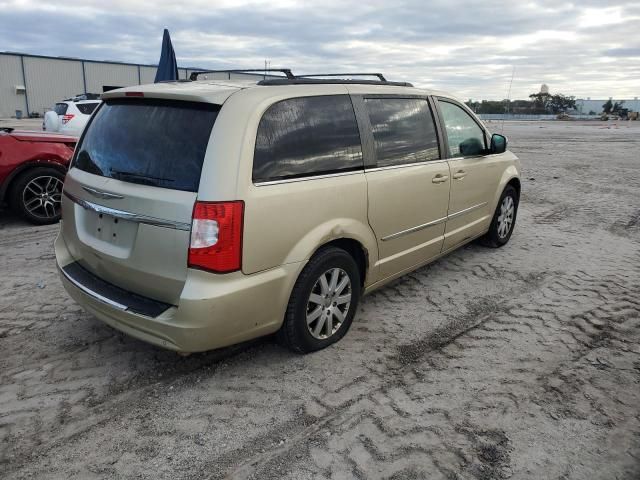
1,121,639,479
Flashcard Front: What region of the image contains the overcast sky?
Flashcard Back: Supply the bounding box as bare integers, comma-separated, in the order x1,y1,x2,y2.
1,0,639,100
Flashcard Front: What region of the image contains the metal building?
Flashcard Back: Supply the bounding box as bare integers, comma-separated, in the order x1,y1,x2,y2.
575,98,640,115
1,52,215,118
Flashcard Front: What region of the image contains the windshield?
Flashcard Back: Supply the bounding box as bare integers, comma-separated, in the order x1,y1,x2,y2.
73,99,219,192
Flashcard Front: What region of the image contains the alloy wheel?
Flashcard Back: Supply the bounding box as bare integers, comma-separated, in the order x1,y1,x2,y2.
22,175,63,220
497,195,515,239
306,267,352,339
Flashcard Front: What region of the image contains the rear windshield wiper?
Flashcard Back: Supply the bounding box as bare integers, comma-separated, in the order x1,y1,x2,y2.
109,169,174,186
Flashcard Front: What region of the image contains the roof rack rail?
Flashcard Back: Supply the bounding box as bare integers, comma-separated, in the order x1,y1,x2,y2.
189,68,413,87
257,78,413,87
296,72,387,81
189,69,294,81
63,93,101,102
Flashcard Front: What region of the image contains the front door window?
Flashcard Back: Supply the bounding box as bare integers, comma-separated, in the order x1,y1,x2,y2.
438,101,486,157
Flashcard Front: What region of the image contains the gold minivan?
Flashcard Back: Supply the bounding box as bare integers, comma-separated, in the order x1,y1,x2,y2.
55,70,521,353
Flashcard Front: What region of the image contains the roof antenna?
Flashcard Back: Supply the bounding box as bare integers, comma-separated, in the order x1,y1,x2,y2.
502,66,515,134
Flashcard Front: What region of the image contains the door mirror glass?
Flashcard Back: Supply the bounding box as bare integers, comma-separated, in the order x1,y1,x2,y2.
490,133,507,154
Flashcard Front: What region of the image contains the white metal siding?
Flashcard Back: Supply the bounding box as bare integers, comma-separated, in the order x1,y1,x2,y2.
0,54,254,117
0,54,28,117
575,98,640,114
139,66,157,85
23,57,84,114
84,62,139,93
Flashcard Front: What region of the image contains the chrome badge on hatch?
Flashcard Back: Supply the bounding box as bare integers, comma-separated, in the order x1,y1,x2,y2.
81,186,124,200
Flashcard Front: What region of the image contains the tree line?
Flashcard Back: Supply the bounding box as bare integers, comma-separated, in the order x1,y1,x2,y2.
601,99,628,116
466,93,577,115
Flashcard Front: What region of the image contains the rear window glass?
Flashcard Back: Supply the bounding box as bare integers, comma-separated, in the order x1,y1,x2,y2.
74,99,218,192
76,102,100,115
365,98,440,167
53,103,68,115
253,95,363,183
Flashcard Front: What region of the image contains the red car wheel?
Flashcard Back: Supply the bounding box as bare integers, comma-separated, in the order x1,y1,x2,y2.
10,167,65,225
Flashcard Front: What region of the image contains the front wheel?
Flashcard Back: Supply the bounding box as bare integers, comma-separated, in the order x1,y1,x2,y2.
278,247,361,353
481,185,519,248
10,167,65,225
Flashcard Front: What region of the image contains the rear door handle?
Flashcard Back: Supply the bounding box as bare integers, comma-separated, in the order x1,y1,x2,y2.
432,174,449,184
453,170,467,180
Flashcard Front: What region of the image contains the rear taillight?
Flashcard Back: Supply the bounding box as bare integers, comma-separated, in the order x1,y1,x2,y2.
188,201,244,273
62,114,75,124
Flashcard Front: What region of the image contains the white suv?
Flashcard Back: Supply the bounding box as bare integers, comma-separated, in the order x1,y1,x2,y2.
43,98,101,137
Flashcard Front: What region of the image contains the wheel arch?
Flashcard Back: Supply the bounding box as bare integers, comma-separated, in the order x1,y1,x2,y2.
311,237,370,287
274,214,379,288
0,160,67,204
506,176,521,197
490,165,521,212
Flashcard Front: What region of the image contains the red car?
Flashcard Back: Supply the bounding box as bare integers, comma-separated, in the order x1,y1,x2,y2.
0,128,76,224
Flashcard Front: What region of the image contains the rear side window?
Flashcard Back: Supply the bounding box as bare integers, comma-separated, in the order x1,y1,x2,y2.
74,99,218,192
53,103,68,115
253,95,363,183
365,98,440,168
76,102,100,115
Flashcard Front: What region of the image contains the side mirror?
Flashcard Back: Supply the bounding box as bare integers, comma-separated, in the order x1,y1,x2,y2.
490,133,507,154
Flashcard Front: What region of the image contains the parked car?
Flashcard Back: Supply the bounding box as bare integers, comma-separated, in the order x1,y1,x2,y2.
0,128,76,224
55,71,521,354
43,95,101,137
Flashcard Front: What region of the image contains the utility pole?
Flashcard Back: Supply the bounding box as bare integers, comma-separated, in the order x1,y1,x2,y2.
502,66,515,132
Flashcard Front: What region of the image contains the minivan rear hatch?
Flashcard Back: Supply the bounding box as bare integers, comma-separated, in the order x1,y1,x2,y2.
60,98,219,304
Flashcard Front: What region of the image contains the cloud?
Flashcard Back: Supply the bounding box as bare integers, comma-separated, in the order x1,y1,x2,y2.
605,47,640,58
0,0,638,99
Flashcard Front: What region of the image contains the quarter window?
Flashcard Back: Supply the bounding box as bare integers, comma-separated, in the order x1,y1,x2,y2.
438,100,486,157
364,98,440,168
253,95,363,183
53,103,68,115
76,102,100,115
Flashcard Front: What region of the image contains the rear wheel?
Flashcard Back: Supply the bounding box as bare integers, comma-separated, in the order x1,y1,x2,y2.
481,185,519,248
10,167,65,225
278,247,361,353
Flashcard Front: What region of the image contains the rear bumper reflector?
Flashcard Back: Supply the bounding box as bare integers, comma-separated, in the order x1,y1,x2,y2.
60,261,172,318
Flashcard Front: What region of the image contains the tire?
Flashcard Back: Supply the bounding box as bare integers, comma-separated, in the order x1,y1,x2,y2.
481,185,519,248
10,167,65,225
278,246,362,353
